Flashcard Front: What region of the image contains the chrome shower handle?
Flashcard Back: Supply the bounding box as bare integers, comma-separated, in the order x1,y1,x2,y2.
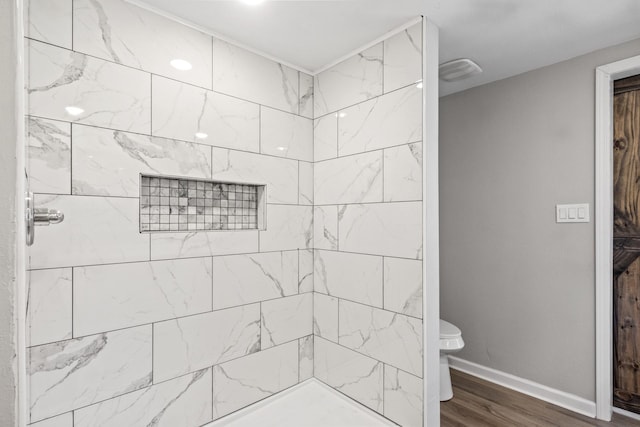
25,192,34,246
25,192,65,246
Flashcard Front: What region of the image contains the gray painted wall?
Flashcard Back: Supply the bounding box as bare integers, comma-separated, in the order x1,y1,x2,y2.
440,38,640,401
0,0,20,425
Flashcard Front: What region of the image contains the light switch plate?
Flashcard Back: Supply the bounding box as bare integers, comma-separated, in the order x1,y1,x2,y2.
556,203,590,223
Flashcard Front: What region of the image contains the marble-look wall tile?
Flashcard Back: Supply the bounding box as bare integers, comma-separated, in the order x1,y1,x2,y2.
314,114,338,162
29,195,149,269
150,230,258,260
211,147,298,204
261,107,313,161
28,412,72,427
261,293,312,349
152,76,259,152
28,268,72,347
75,369,213,427
313,206,338,251
25,0,72,49
212,341,298,420
315,151,383,205
383,23,422,94
299,161,313,205
314,44,383,117
314,250,382,308
259,205,313,252
313,292,338,342
74,258,212,337
298,249,314,293
213,39,298,113
299,335,314,381
338,85,421,156
211,251,298,310
29,325,152,422
314,337,383,412
28,40,150,134
339,202,422,259
27,117,71,195
74,0,212,89
154,304,260,383
338,300,422,377
384,257,422,318
72,124,211,197
384,366,423,427
299,72,314,118
384,142,422,202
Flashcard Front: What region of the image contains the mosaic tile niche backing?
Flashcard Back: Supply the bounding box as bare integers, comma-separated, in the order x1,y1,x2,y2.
140,175,264,232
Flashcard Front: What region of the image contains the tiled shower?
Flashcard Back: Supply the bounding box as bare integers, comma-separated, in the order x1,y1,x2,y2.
25,0,425,425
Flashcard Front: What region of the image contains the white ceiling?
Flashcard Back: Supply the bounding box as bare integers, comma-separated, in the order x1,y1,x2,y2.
133,0,640,96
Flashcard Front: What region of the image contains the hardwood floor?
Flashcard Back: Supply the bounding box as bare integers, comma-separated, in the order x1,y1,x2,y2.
441,369,640,426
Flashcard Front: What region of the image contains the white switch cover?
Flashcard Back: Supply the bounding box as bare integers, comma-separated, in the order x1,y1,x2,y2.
556,204,590,223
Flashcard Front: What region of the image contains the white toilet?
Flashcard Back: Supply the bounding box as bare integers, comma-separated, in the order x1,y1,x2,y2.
439,319,464,401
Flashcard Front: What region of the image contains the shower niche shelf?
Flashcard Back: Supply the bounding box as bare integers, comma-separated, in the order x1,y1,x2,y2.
139,174,266,233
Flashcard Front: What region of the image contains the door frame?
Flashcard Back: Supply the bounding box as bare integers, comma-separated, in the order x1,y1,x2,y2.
595,54,640,421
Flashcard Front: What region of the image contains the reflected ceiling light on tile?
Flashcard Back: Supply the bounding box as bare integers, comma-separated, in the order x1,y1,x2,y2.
416,80,423,89
276,146,287,151
65,106,84,116
338,112,346,118
239,0,265,5
439,58,482,82
195,132,208,139
170,59,193,71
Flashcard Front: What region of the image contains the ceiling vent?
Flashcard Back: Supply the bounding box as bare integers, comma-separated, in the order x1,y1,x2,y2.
439,58,482,82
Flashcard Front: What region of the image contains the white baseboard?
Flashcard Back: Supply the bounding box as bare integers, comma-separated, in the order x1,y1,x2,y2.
613,406,640,421
448,356,597,418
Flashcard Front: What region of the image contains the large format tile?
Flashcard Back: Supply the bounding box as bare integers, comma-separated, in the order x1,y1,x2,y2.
73,257,212,337
211,251,298,310
298,249,314,293
384,366,423,427
153,304,260,383
299,335,314,381
259,205,313,252
383,23,422,93
314,114,338,162
152,76,259,151
313,206,338,251
313,292,338,342
29,195,149,269
75,369,213,427
29,325,152,422
29,412,72,427
338,85,422,156
315,151,383,205
314,44,383,117
299,72,314,118
384,142,422,202
260,107,313,161
261,293,312,349
384,257,422,318
73,0,212,88
27,117,71,195
338,202,422,259
28,268,72,347
212,341,298,420
211,147,298,204
299,161,313,205
338,300,423,377
150,230,258,260
25,0,72,49
213,39,298,113
72,124,211,197
314,250,382,308
27,40,150,134
314,337,383,412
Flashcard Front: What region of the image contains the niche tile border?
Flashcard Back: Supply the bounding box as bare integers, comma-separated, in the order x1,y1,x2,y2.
140,174,266,232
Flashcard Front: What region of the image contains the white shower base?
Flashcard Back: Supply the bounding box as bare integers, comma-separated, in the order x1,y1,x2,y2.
206,379,396,427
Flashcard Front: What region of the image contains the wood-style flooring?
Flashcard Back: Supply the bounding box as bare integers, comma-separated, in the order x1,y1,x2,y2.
441,369,640,426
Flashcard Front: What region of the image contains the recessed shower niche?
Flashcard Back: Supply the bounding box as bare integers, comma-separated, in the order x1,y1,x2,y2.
139,174,266,232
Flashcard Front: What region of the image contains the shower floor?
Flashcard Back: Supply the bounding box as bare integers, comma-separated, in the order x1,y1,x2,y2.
206,379,396,427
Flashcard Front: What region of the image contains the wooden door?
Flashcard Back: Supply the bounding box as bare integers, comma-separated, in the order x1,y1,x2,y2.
613,74,640,413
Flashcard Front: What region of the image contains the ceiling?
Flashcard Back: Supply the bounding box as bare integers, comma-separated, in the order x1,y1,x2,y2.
132,0,640,96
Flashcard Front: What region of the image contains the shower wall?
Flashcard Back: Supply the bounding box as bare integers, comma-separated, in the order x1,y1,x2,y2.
312,23,425,427
25,0,313,425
